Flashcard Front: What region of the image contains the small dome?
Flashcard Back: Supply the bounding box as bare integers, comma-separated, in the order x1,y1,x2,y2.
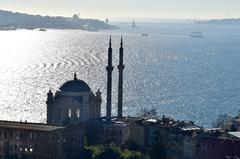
59,79,91,92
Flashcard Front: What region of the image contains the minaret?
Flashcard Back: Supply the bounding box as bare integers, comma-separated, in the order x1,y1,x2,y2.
117,37,125,118
106,37,113,120
46,90,54,124
96,89,102,118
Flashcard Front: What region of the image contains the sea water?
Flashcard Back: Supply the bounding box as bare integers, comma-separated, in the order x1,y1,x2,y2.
0,23,240,127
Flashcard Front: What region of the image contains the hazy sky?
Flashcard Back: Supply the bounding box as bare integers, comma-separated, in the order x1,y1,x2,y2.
0,0,240,21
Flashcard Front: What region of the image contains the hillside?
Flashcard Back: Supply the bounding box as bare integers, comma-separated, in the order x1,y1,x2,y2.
0,10,117,30
196,18,240,25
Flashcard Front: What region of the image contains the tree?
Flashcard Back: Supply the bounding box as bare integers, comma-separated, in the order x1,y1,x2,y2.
81,147,93,159
122,149,142,159
96,148,122,159
83,144,143,159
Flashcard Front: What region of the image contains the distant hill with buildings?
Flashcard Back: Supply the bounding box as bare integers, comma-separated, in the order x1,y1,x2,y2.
196,18,240,25
0,10,117,30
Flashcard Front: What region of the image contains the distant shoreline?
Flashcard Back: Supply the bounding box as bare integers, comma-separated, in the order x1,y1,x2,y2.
0,10,118,31
195,18,240,25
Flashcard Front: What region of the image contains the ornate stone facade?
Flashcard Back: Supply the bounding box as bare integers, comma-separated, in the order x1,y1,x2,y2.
46,74,102,126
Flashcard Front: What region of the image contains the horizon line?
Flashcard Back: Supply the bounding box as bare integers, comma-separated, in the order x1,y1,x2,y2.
1,8,240,22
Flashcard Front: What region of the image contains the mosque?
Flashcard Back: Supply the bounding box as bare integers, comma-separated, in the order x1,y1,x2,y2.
46,37,124,126
0,38,140,159
0,38,203,159
45,37,134,146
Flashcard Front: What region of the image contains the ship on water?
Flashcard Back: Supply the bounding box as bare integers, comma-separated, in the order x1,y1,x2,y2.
142,33,149,37
39,28,47,31
191,32,203,38
0,26,17,31
25,27,35,30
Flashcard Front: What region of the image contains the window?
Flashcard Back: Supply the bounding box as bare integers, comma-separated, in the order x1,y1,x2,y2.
68,109,72,118
15,132,20,140
76,109,80,118
30,132,33,140
29,146,33,152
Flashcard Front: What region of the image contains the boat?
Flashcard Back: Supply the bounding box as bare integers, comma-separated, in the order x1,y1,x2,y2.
25,27,34,30
191,32,203,38
0,27,17,31
81,25,98,32
142,33,149,37
87,27,98,32
39,28,47,31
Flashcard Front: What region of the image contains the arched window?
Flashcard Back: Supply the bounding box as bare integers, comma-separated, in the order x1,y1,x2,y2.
76,109,80,118
68,109,72,118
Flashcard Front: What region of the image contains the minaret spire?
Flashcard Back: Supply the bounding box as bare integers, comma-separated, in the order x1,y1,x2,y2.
106,37,113,120
120,36,123,47
46,89,54,124
117,37,125,118
74,71,77,80
109,36,112,47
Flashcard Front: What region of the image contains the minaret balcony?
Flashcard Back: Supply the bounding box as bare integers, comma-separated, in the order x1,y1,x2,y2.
117,65,125,70
106,66,114,71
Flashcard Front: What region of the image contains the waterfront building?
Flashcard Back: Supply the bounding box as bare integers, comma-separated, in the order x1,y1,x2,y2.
232,113,240,131
182,129,199,159
127,116,202,159
0,121,64,159
197,130,240,159
129,118,146,147
0,121,84,159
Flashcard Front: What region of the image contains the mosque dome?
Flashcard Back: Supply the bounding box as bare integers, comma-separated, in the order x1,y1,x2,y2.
59,73,91,92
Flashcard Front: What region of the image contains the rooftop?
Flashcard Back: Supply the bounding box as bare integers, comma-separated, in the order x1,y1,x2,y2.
181,126,201,131
59,74,91,93
0,120,65,132
228,132,240,140
146,119,157,123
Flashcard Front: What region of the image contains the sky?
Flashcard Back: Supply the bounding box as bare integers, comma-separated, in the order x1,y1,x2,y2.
0,0,240,21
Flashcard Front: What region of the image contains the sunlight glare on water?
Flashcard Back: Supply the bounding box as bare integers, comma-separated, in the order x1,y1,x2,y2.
0,24,240,127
